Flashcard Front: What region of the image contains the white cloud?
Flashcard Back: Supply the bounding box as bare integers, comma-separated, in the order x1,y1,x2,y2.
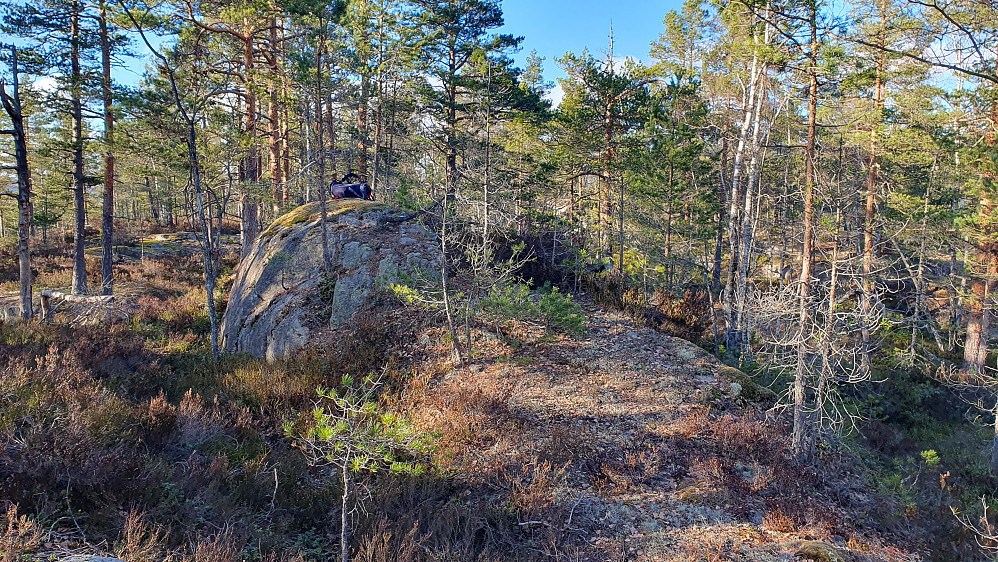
546,83,565,108
33,76,57,93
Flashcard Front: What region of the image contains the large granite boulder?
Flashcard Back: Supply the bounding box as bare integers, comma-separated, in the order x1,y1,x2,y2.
220,200,438,361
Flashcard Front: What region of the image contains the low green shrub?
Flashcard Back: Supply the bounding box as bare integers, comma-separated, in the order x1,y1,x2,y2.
480,281,584,336
538,285,584,335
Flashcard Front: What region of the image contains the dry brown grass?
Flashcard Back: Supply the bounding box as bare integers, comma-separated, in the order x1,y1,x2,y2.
183,531,241,562
115,510,171,562
503,459,568,518
0,503,42,562
762,506,798,533
354,519,425,562
418,376,524,464
669,405,711,438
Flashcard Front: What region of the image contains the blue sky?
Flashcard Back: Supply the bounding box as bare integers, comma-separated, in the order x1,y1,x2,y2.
500,0,683,102
3,0,683,102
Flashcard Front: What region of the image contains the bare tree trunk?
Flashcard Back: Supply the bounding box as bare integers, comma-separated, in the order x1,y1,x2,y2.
145,177,161,225
99,0,115,296
440,192,465,367
281,64,291,206
991,399,998,475
666,164,674,260
618,176,625,286
724,28,762,352
435,43,465,363
384,79,398,198
315,31,332,272
1,47,34,319
817,201,841,439
912,158,944,352
358,72,370,180
792,2,819,464
861,6,886,374
127,10,220,358
600,30,616,259
341,460,351,562
194,138,220,360
304,99,313,202
817,136,845,438
372,78,383,194
712,139,727,291
735,44,768,355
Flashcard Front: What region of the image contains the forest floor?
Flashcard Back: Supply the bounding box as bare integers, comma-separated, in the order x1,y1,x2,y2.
407,303,922,561
0,232,978,560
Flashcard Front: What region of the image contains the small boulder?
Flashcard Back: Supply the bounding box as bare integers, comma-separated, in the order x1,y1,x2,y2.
718,364,777,402
796,541,851,562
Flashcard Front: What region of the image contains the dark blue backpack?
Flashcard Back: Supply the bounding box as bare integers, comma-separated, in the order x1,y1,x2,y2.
329,173,373,200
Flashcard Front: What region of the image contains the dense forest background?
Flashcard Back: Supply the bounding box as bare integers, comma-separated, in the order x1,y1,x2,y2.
2,0,998,559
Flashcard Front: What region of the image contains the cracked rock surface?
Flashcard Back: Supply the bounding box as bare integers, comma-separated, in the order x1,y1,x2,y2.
220,200,438,361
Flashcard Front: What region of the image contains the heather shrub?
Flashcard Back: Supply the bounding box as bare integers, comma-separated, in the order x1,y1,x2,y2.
419,377,522,460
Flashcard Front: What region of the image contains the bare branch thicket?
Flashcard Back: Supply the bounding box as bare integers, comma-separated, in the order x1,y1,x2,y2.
753,259,886,442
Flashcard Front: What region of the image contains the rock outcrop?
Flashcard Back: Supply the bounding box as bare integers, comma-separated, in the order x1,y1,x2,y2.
220,200,438,361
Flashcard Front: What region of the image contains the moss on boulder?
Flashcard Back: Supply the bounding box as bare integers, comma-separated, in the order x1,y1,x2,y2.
796,541,850,562
718,364,777,402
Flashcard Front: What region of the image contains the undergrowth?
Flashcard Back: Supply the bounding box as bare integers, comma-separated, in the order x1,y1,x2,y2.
0,253,589,561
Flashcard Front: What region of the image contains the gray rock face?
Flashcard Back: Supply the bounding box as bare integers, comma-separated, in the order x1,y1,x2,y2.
340,241,373,269
220,200,438,360
330,271,374,329
377,255,400,285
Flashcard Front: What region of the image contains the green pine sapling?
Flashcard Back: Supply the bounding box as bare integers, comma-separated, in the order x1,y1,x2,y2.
285,373,432,562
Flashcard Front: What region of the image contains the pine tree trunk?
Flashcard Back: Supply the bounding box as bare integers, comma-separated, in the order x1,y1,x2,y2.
315,31,331,272
963,100,998,372
1,48,34,319
269,16,282,215
99,0,115,296
357,72,369,180
603,101,614,259
70,0,88,296
281,50,291,206
446,48,458,194
241,26,260,256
